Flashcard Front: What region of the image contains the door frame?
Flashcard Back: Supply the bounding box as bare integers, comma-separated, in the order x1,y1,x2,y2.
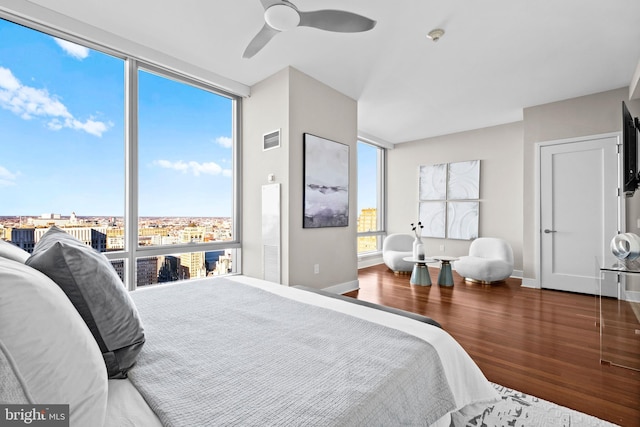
534,132,624,289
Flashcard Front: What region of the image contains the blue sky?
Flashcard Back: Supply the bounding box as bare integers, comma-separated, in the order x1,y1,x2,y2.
357,142,379,212
0,18,233,217
0,17,377,218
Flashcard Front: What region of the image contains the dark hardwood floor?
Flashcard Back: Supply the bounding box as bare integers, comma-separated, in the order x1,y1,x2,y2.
346,264,640,427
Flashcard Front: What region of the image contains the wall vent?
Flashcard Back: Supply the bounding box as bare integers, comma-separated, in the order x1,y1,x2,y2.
263,129,280,151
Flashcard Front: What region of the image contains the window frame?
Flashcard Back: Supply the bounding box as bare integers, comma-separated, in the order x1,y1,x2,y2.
356,140,387,256
0,13,243,290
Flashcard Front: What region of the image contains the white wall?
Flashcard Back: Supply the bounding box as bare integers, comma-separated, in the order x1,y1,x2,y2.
387,122,524,272
242,67,358,290
241,68,290,281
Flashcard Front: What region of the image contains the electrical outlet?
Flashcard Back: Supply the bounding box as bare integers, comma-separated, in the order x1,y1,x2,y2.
314,264,320,274
439,245,445,252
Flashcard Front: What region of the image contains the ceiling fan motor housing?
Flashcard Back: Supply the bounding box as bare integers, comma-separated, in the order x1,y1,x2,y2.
265,4,300,31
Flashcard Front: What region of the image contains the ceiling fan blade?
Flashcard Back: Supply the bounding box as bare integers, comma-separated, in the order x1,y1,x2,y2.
259,0,282,11
298,10,376,33
243,23,280,59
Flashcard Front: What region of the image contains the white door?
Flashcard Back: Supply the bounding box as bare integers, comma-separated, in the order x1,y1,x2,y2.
540,135,619,294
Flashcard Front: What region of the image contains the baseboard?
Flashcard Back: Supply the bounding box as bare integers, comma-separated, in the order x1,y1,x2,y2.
358,255,383,269
521,277,540,289
322,279,359,295
624,290,640,303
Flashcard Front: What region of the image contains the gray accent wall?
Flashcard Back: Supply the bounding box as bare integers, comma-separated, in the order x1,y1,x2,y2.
243,67,358,289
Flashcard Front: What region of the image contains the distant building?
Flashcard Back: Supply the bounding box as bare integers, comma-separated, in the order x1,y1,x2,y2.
357,208,378,253
8,228,35,253
111,257,160,287
179,252,207,280
33,226,107,252
180,226,206,243
30,213,70,227
158,256,180,283
137,257,159,286
210,250,233,276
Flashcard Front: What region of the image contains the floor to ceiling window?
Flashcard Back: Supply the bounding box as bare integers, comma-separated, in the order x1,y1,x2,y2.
0,16,240,289
357,140,385,255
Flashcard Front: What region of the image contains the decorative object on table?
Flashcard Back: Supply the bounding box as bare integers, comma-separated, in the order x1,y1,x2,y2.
303,133,349,228
610,232,640,260
382,234,414,274
411,222,425,259
454,237,514,284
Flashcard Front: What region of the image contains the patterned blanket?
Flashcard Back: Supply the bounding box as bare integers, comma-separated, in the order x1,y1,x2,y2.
128,278,457,426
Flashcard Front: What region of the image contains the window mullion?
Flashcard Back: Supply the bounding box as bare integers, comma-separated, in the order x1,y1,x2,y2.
125,59,139,291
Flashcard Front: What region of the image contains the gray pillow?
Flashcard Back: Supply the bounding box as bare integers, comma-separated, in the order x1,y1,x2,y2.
25,226,145,379
0,239,30,263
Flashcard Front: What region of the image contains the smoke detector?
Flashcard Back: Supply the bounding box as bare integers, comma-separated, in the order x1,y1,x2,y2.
427,28,445,42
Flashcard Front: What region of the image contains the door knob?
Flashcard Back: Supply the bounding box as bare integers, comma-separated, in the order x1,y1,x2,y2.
544,229,557,234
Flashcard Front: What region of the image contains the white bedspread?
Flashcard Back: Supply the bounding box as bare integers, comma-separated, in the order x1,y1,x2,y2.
123,275,498,426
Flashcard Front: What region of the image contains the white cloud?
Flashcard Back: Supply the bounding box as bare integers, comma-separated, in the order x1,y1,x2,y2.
0,67,20,91
54,38,90,60
215,136,232,148
153,159,229,177
0,66,110,137
0,166,18,187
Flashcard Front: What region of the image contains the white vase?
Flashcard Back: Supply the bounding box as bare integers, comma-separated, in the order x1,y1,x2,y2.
413,237,424,260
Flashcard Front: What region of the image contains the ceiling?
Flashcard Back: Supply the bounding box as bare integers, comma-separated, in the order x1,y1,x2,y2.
10,0,640,144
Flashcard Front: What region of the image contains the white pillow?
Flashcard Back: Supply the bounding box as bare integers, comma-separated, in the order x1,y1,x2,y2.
0,257,108,426
0,239,29,263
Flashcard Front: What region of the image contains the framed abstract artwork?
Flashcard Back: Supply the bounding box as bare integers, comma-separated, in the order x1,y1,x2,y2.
419,163,447,200
448,160,480,199
418,201,446,238
303,133,349,228
418,160,480,240
447,201,479,240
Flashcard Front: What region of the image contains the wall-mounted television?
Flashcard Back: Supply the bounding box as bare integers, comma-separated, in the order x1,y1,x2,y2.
622,101,639,197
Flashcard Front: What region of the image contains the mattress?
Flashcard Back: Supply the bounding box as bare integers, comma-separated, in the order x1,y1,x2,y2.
105,275,498,426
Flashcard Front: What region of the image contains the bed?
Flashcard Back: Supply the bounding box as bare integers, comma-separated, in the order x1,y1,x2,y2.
0,230,500,426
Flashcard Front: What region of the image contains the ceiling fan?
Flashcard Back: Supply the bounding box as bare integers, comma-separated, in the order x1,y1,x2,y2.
243,0,377,59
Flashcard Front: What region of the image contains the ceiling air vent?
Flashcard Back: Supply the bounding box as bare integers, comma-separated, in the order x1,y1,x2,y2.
263,129,280,151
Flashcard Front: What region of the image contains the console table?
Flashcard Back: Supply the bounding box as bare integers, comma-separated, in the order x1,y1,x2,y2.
598,257,640,371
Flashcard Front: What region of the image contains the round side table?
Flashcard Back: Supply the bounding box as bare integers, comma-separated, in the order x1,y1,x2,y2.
402,257,436,286
431,256,459,286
